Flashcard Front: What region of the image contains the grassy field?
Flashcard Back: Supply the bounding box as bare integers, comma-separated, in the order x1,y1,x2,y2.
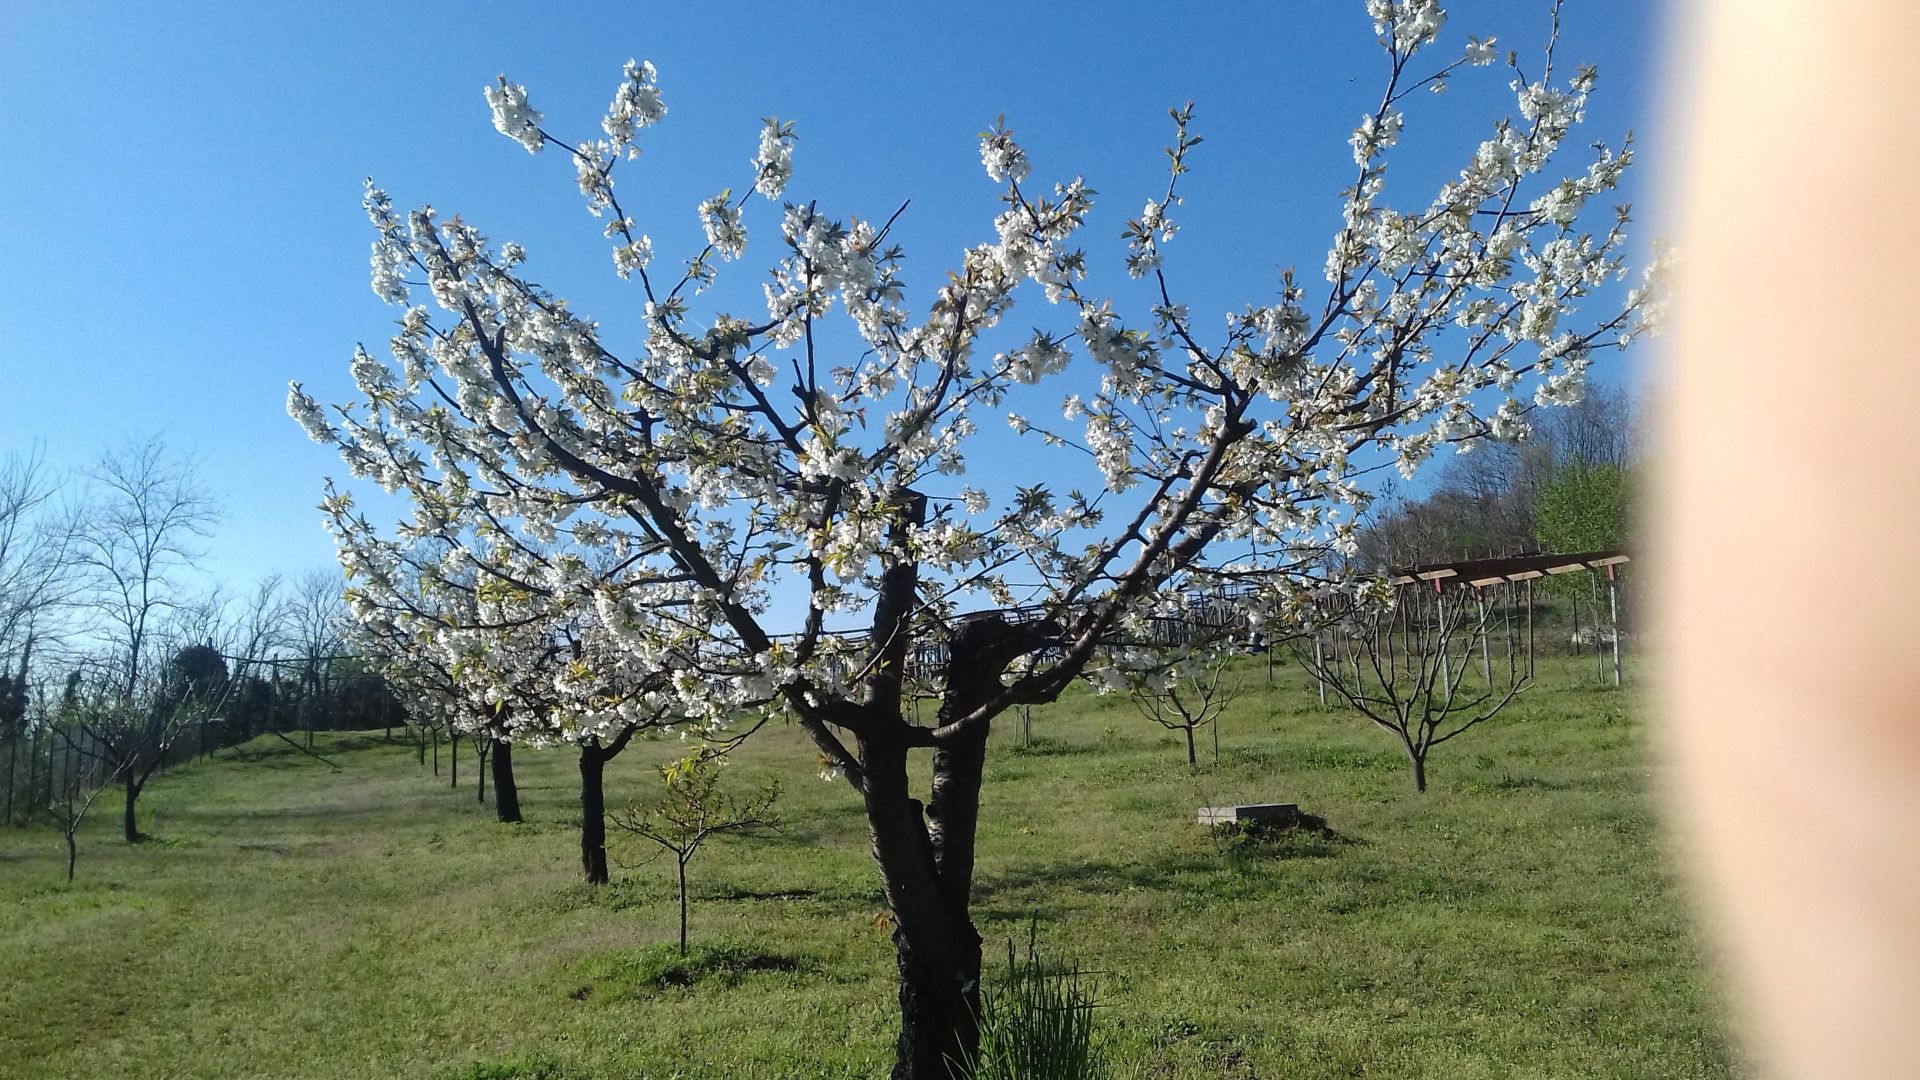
0,657,1740,1079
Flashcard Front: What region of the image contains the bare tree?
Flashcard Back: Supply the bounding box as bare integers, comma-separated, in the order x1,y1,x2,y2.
1298,584,1529,792
62,643,228,841
1130,652,1243,766
57,439,222,839
0,449,78,661
221,575,291,746
1548,382,1638,470
70,437,220,701
286,568,347,744
46,688,117,881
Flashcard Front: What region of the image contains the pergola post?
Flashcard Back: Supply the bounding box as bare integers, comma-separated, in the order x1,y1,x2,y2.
1608,564,1623,687
1526,577,1536,679
1477,587,1493,682
1504,579,1517,680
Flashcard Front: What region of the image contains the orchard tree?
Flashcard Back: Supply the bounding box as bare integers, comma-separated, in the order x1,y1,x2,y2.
65,642,228,842
293,2,1663,1072
331,514,686,872
613,747,781,956
1298,581,1528,791
344,554,532,822
1122,645,1243,766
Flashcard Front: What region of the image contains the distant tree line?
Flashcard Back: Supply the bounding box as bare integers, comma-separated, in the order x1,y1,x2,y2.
1354,383,1637,569
1352,384,1638,659
0,437,402,873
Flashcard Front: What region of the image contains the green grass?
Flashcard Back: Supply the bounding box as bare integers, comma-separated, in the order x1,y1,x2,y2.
0,657,1740,1079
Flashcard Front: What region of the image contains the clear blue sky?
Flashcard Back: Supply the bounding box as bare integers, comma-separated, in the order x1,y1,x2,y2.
0,0,1664,598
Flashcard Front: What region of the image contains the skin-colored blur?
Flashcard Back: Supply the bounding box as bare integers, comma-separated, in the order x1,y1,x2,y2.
1659,2,1920,1077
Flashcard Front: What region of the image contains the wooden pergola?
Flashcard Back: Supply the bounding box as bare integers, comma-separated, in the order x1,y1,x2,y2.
1391,549,1630,588
1385,549,1632,686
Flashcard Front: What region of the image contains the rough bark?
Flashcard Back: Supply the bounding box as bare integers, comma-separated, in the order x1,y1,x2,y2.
491,738,522,823
867,612,1055,1079
863,727,975,1080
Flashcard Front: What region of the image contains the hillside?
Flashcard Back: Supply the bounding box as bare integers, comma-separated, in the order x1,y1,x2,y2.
0,659,1737,1079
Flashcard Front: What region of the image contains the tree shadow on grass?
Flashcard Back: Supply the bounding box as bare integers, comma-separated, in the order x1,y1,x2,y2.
572,939,819,1000
975,852,1227,902
162,800,411,825
974,819,1359,913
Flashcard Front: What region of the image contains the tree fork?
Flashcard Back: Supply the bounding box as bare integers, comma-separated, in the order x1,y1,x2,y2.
860,726,977,1080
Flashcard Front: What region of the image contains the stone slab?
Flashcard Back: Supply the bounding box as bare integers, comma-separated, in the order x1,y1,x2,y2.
1197,803,1300,827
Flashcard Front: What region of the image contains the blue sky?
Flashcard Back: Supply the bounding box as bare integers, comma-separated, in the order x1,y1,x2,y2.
0,0,1664,603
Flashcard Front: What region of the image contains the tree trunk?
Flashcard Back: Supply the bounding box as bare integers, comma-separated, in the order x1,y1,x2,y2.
579,745,609,885
123,775,141,843
863,726,982,1080
476,740,487,803
491,738,521,823
449,730,458,788
1409,747,1428,793
677,859,690,956
1184,725,1197,766
65,825,77,882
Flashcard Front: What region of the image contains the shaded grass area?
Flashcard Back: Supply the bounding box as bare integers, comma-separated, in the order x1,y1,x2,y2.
0,657,1739,1078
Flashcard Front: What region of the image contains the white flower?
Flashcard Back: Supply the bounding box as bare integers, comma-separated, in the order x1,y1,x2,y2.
1465,36,1499,66
699,193,747,258
604,59,666,151
484,77,543,154
754,119,795,200
286,383,336,444
1349,109,1403,166
1530,181,1584,226
980,124,1030,184
613,235,652,277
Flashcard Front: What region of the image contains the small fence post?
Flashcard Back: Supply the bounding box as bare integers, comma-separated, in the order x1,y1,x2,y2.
1313,634,1326,707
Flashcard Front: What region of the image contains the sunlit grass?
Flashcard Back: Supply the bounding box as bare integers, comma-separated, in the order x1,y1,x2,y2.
0,656,1738,1078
